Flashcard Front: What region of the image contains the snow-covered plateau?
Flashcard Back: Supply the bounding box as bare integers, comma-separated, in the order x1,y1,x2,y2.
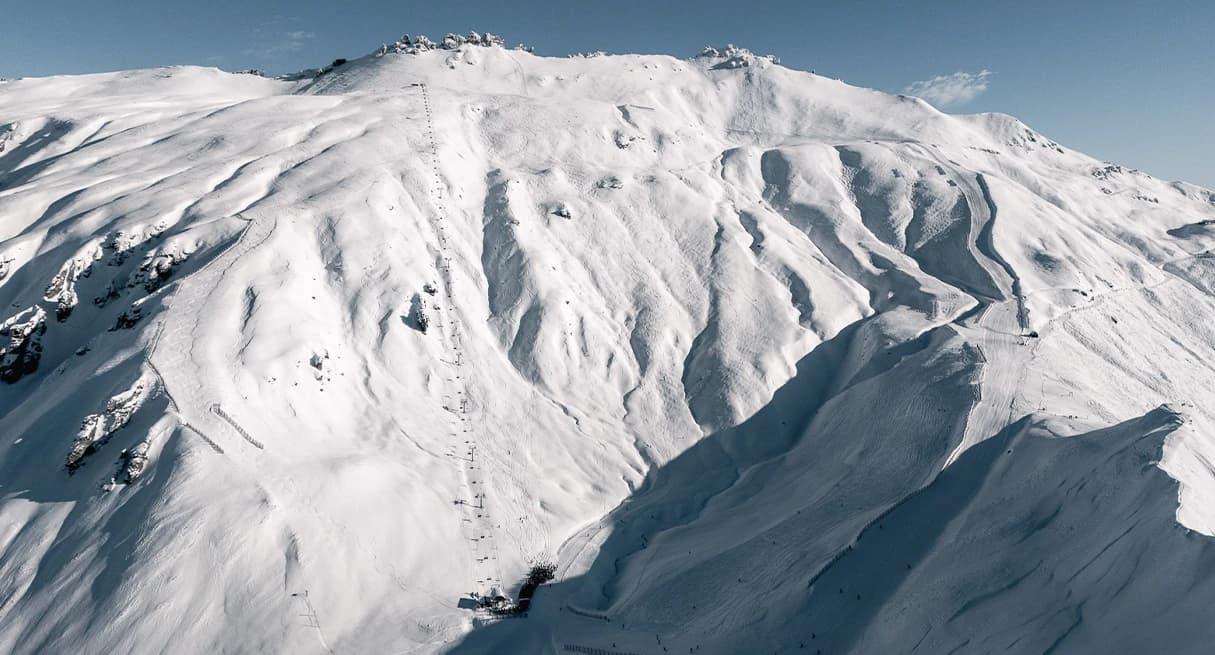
2,36,1215,654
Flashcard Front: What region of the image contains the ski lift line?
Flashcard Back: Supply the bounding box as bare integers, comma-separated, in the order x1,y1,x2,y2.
418,83,504,598
292,592,337,655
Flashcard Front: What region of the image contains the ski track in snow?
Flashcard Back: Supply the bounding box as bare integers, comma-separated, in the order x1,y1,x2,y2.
149,215,275,455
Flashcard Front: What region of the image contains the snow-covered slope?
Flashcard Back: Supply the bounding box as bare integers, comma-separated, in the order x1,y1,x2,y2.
2,40,1214,654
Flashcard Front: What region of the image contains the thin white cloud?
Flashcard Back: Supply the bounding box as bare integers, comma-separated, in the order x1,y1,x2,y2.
243,30,314,60
903,70,993,108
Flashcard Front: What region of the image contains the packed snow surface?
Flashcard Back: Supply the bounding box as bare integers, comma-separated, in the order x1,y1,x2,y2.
2,41,1215,654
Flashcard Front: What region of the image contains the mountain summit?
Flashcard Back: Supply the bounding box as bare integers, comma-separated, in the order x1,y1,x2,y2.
2,40,1215,654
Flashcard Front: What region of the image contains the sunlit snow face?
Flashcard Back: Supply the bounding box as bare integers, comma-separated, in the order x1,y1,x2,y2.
0,47,1213,655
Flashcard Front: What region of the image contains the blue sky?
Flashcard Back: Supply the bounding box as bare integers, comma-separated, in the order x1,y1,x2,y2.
2,1,1210,187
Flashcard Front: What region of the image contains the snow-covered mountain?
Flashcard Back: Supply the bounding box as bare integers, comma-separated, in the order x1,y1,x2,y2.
2,36,1215,654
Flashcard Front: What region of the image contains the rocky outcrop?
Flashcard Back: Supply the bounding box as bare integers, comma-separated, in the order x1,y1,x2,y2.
0,306,47,383
44,258,86,321
65,379,150,470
